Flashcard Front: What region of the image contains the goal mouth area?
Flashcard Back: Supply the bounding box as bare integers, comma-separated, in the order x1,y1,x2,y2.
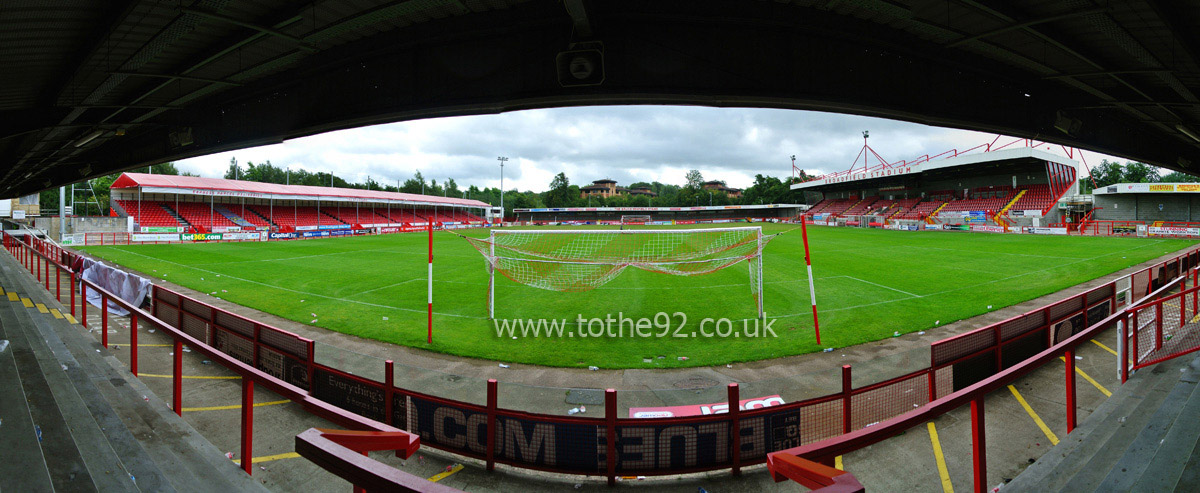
460,227,775,315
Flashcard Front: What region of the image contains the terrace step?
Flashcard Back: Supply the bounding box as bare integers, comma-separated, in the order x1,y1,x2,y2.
212,206,256,228
0,254,268,493
320,209,347,224
246,207,278,228
1006,356,1198,492
161,203,192,229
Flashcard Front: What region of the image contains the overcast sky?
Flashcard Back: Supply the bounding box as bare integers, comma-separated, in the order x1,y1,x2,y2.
176,105,1122,192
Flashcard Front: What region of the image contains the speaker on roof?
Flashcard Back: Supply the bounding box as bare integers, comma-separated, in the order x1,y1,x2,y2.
557,48,604,87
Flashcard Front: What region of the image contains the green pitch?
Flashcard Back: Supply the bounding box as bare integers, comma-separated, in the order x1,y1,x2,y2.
78,225,1194,368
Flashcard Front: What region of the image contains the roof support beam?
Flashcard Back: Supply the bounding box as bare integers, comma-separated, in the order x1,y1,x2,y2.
109,71,243,86
945,7,1108,48
563,0,593,39
180,8,318,53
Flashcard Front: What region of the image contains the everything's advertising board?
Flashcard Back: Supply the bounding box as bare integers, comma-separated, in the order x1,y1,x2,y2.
181,233,223,241
629,395,785,418
295,226,317,231
406,394,802,473
1149,226,1200,237
140,226,184,233
210,226,242,233
132,233,182,242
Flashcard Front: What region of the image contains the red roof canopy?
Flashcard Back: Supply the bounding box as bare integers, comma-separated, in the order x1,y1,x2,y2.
111,173,492,208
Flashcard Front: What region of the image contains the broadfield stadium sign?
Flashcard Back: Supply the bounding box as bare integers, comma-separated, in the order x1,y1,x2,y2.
816,166,915,185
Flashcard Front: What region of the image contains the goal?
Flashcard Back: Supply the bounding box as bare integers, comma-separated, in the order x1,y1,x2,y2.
462,227,776,318
620,214,653,226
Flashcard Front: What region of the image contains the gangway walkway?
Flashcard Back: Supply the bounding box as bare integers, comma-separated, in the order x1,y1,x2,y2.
0,252,268,492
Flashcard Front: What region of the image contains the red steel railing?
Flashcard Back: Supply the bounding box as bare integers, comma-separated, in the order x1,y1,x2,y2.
8,228,1198,491
2,231,443,492
767,264,1197,492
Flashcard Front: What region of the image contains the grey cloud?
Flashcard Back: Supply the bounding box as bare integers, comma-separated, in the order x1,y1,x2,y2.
179,105,1092,192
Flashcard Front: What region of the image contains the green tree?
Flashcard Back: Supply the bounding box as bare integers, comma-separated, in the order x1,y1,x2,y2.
685,169,704,189
223,157,244,180
401,171,426,194
1123,162,1160,184
545,172,573,207
1160,171,1200,183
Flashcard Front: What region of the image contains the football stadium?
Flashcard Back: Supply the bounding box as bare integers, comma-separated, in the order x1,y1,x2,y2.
5,2,1200,493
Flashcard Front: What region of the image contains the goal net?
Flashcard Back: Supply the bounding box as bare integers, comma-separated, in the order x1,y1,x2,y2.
462,227,777,318
620,214,653,225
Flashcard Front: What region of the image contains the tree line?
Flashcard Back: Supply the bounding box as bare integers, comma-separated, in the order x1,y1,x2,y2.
41,158,810,217
1078,159,1199,193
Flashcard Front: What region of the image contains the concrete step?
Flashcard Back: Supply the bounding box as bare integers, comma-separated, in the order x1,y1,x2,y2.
2,261,146,491
1091,363,1199,491
1056,363,1186,492
1132,359,1200,491
0,288,56,491
1,255,267,493
0,267,98,492
1005,358,1185,492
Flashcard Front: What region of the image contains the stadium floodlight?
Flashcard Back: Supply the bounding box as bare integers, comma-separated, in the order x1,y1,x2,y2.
462,227,777,319
497,157,508,221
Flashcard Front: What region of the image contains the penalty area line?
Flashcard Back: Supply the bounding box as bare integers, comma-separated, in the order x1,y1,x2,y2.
841,275,920,298
108,247,486,320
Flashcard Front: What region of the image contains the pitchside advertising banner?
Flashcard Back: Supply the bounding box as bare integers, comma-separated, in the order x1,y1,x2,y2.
181,233,222,241
1149,226,1200,237
139,226,184,233
1022,227,1068,235
629,395,785,418
401,395,803,472
132,233,181,242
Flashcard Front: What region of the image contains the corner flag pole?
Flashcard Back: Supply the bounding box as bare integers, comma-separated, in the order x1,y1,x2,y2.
429,221,434,345
800,216,820,344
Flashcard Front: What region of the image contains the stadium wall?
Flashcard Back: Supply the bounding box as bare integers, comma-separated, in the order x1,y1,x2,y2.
1094,194,1200,222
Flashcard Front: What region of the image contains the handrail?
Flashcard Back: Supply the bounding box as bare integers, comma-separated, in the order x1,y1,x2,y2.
766,453,864,492
768,266,1195,489
768,308,1125,476
295,429,458,493
2,233,448,492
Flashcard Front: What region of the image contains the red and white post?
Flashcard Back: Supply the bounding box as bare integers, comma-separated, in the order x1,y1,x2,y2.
800,216,821,344
427,221,433,344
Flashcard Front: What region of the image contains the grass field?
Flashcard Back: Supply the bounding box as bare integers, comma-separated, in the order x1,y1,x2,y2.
78,224,1195,368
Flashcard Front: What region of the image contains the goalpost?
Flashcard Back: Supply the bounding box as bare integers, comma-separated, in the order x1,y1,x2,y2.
463,227,775,319
620,215,653,228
